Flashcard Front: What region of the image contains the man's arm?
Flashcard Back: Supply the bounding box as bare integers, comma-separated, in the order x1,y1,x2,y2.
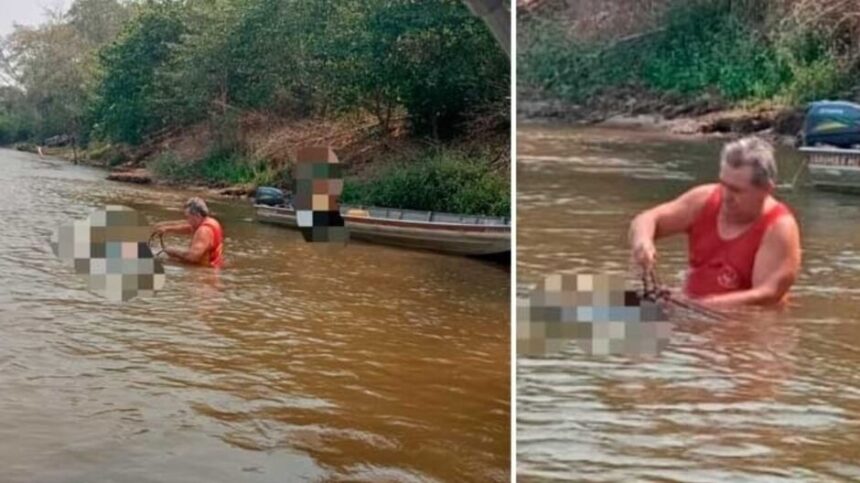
699,216,801,306
629,184,714,269
154,220,194,236
164,226,213,265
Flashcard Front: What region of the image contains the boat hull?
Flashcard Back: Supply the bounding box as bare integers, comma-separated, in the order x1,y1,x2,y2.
800,146,860,193
255,205,511,256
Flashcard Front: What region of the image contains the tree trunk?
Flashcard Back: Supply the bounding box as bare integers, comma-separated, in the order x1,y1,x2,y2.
461,0,510,57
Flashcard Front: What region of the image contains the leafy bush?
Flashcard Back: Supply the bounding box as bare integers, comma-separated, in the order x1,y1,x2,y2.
518,19,638,102
0,115,19,145
0,113,33,145
641,2,789,100
519,0,851,104
773,24,850,103
341,149,509,216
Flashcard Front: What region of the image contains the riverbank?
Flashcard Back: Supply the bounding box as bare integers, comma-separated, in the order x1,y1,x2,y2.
9,113,511,215
517,0,860,143
1,0,510,216
517,92,806,145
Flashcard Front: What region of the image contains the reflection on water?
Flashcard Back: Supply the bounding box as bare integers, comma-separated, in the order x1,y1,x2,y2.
517,126,860,482
0,149,510,482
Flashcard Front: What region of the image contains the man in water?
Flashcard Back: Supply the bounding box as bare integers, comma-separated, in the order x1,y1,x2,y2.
629,136,801,306
153,197,224,268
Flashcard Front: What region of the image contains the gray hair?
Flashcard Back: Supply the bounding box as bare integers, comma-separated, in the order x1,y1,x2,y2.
184,197,210,217
720,136,778,187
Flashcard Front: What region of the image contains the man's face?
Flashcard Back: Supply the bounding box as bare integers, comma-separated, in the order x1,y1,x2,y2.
185,210,204,229
292,146,348,243
295,162,343,212
718,164,771,221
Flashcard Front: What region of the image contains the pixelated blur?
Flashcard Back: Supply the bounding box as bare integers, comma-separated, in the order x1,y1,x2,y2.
517,273,672,356
50,205,166,301
293,146,349,243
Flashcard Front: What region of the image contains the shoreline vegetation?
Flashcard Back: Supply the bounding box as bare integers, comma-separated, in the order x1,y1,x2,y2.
517,0,860,141
1,0,510,217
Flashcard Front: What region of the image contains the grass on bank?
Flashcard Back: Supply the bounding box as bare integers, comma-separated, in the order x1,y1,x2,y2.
518,0,854,106
148,150,288,187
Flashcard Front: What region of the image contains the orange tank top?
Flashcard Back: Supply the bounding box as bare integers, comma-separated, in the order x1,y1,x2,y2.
197,217,224,268
684,186,791,297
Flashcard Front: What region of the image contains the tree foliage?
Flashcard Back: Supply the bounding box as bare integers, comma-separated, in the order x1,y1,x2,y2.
90,2,185,144
325,0,508,137
519,0,855,104
0,0,131,144
92,0,508,144
0,0,508,147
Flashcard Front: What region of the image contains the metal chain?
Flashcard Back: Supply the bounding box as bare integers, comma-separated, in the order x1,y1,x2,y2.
640,268,726,321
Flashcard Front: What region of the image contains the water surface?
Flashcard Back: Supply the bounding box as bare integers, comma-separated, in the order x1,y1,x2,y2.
0,149,510,482
517,125,860,482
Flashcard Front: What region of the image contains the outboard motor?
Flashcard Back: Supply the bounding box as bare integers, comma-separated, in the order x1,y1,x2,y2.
254,186,286,206
802,100,860,148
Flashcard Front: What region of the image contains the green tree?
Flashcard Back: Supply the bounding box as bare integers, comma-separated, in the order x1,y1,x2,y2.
3,10,91,144
68,0,133,47
0,85,34,144
0,0,131,145
326,0,508,138
91,1,185,144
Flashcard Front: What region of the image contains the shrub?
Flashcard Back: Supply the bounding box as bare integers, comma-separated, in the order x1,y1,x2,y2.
341,149,509,216
773,24,851,103
518,19,638,102
518,0,851,105
0,114,32,145
639,2,790,100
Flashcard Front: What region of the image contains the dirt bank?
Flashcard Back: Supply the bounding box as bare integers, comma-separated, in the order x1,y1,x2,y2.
518,90,806,145
15,112,509,200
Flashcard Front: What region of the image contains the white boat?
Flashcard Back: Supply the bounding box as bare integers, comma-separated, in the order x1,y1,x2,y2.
255,204,511,256
799,146,860,192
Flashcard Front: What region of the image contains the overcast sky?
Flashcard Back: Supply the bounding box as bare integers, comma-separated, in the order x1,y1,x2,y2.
0,0,72,37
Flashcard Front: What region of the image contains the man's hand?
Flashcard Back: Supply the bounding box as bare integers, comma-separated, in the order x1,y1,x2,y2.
631,238,657,272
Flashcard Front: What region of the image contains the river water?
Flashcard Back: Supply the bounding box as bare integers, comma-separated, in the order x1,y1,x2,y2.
517,125,860,481
0,149,510,482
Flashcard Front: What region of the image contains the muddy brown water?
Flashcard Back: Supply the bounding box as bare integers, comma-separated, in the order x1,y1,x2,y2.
517,125,860,482
0,149,510,482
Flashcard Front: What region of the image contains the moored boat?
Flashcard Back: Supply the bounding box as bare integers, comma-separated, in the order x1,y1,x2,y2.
799,100,860,192
799,146,860,192
254,200,510,256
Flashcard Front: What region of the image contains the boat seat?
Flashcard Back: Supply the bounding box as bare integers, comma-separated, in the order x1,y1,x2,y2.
346,208,370,217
